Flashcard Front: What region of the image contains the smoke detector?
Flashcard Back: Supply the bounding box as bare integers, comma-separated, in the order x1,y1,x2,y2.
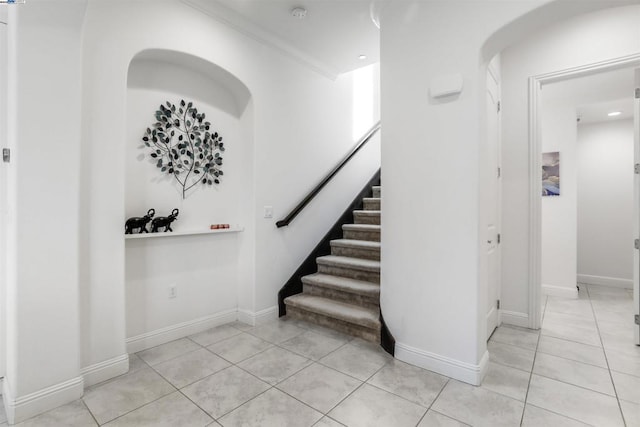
291,7,307,19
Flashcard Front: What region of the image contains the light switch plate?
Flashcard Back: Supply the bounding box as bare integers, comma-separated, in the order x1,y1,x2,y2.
264,206,273,219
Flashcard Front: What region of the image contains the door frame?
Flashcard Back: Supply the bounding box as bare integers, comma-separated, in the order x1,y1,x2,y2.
527,53,640,329
487,60,502,338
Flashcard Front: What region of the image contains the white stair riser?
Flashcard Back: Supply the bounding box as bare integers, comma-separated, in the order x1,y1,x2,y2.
331,245,380,260
317,263,380,283
303,283,379,309
372,187,381,198
286,306,379,342
363,199,380,210
354,212,380,225
343,229,380,242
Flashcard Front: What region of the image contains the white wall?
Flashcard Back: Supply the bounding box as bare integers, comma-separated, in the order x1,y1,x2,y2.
379,0,547,386
578,119,634,288
124,53,251,347
500,5,640,317
1,0,380,421
78,0,380,373
4,1,86,423
379,0,640,385
540,102,578,296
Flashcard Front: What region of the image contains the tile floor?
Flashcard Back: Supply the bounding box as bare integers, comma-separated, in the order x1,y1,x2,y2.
1,284,639,426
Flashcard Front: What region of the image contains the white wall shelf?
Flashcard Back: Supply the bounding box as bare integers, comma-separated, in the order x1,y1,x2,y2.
125,226,243,240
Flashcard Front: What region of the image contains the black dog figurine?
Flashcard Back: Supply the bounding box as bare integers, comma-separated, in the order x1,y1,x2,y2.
151,209,179,232
125,209,155,234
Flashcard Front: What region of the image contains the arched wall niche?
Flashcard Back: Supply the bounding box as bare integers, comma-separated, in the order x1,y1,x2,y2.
124,48,254,348
128,49,252,118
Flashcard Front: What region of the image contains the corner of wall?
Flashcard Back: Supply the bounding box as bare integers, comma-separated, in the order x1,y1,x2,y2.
394,342,490,386
3,375,84,424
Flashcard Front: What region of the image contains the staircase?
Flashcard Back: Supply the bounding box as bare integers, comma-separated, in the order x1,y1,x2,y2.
284,185,381,342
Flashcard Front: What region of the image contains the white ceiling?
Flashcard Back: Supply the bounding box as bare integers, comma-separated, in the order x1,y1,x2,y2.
182,0,379,79
543,67,636,124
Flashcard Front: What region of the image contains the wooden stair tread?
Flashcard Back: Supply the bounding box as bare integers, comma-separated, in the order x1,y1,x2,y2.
330,239,381,250
353,210,380,215
342,224,380,231
284,294,380,329
302,273,380,296
316,255,380,272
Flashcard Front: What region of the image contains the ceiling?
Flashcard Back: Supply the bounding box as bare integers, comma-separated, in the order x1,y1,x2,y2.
182,0,380,79
543,67,636,124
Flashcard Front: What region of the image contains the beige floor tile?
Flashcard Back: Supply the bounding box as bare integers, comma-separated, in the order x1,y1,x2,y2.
328,384,426,427
228,320,254,331
181,366,270,419
601,331,640,357
480,362,530,401
417,410,469,426
319,343,391,381
611,370,640,404
591,299,634,314
489,326,539,350
526,374,624,426
83,368,175,424
219,388,323,427
541,319,601,347
620,399,640,427
238,346,312,385
430,380,524,427
280,330,349,361
277,363,362,413
102,392,212,426
248,319,306,344
188,324,242,347
313,417,345,427
536,335,607,368
15,400,97,427
607,349,640,378
136,338,201,366
152,348,230,388
545,298,594,319
521,404,591,426
533,352,614,395
128,353,149,373
367,359,448,407
488,341,535,372
543,311,597,329
207,332,272,363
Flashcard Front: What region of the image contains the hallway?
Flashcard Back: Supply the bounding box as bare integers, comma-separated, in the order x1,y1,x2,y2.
0,284,637,426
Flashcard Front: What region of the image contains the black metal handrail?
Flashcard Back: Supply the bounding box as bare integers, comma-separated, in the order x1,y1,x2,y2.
276,121,381,228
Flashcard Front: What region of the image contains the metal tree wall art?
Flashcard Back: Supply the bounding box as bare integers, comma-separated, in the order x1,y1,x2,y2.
142,100,225,199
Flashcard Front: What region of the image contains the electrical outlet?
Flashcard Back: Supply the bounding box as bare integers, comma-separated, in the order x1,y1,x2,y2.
169,285,177,299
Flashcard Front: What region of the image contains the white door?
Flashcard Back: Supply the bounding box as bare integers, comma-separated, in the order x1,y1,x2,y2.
486,67,501,339
634,68,639,345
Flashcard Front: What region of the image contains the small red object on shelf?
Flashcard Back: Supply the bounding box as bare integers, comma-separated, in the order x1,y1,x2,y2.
210,223,231,230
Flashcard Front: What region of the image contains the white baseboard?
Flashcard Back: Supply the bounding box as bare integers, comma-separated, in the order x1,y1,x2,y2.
577,274,632,289
237,306,278,327
395,342,489,386
500,310,529,328
126,309,237,353
81,354,129,388
542,283,578,299
3,375,83,424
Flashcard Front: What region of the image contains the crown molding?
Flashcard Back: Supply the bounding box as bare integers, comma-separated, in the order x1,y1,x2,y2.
181,0,339,80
